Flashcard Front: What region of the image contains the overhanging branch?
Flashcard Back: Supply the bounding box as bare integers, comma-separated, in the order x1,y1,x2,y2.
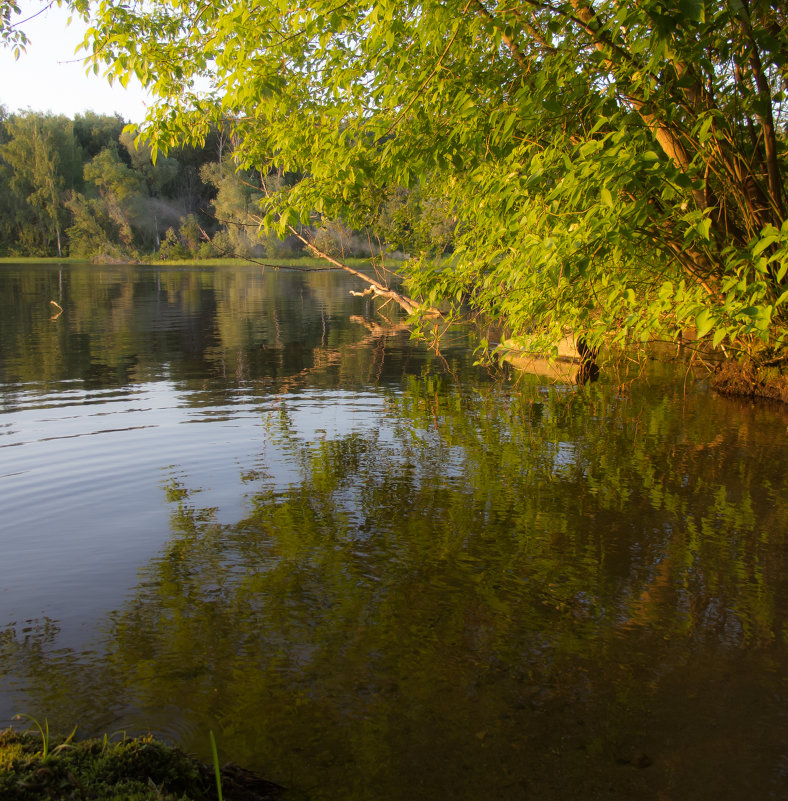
287,224,441,317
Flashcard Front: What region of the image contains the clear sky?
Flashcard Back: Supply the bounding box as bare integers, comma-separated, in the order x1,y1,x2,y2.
0,1,150,122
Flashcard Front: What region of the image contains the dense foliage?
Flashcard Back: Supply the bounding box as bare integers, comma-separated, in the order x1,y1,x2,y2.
0,106,434,262
0,108,293,260
66,0,787,363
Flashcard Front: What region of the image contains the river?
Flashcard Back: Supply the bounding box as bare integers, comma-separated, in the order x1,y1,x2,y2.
0,262,786,800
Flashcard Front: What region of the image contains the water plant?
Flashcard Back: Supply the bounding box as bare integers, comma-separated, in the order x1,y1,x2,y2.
13,715,52,761
12,714,76,763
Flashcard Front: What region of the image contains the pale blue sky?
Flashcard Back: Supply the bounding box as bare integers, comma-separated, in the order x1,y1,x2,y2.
0,1,150,121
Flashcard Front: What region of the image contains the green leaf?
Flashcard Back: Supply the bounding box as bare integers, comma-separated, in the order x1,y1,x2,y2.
752,235,778,257
502,112,517,139
600,187,613,207
696,115,714,143
588,116,608,135
694,307,713,338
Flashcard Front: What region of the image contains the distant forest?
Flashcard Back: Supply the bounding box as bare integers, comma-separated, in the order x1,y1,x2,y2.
0,109,454,263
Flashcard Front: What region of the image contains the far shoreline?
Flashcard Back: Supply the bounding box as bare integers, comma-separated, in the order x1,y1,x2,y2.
0,255,388,270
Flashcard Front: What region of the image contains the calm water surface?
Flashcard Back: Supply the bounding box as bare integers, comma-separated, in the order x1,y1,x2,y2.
1,263,786,800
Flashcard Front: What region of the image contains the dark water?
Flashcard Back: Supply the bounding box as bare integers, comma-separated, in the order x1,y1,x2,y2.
1,263,786,800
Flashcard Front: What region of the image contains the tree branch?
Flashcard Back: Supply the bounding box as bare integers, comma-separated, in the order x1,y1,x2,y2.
286,224,441,317
738,4,785,219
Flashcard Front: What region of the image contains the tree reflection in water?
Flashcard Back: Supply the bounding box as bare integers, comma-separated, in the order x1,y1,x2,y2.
2,377,786,801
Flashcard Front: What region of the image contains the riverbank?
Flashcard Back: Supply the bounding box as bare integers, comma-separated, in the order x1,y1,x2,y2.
0,728,282,801
0,255,383,270
710,360,788,403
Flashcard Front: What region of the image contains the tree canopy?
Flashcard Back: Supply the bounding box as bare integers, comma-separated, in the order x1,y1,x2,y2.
0,109,224,259
72,0,787,362
4,1,788,363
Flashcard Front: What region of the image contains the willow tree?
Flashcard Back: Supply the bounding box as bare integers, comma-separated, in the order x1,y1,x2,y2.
73,1,788,360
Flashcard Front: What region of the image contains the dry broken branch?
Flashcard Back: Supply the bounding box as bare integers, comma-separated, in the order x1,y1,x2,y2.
286,224,441,317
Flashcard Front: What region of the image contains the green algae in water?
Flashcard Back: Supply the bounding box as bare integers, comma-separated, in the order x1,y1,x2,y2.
0,728,282,801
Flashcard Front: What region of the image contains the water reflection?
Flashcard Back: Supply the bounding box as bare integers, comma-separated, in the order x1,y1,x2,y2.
0,265,786,800
0,263,462,394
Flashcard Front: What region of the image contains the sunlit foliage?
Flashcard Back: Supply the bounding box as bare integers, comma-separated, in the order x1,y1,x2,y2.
73,0,788,361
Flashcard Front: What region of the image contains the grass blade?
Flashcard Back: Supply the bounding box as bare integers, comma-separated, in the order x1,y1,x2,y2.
209,730,223,801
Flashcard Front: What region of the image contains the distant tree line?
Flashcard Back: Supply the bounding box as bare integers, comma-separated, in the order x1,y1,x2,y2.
0,107,282,260
0,108,454,263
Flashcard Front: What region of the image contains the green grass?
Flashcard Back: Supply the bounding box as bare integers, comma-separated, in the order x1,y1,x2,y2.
145,255,378,268
209,731,224,801
0,256,87,264
0,254,399,270
0,726,282,801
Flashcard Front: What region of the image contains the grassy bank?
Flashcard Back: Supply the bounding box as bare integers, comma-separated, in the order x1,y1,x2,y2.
144,255,383,269
0,257,88,264
0,727,282,801
0,255,397,271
